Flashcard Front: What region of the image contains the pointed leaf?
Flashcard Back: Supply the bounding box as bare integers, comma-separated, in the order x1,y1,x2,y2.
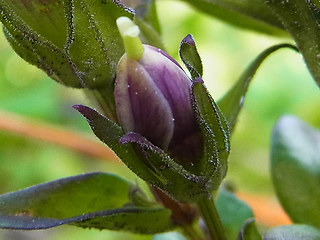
263,225,320,240
238,219,262,240
120,132,210,203
271,115,320,229
179,34,203,79
73,105,164,187
267,0,320,87
181,0,286,35
191,79,230,180
216,188,254,240
218,44,298,132
0,172,174,233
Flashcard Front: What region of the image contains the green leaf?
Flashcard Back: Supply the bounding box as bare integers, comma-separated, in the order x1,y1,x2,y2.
0,0,68,48
0,172,174,233
263,225,320,240
238,219,262,240
179,34,203,79
191,79,230,181
271,115,320,229
215,187,254,240
67,0,132,88
180,0,286,36
0,0,133,88
217,44,298,132
267,0,320,87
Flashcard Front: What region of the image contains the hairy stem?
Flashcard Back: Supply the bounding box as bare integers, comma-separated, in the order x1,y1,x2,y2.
197,197,226,240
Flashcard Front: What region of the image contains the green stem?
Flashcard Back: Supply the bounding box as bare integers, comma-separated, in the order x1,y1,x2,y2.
197,197,226,240
182,224,206,240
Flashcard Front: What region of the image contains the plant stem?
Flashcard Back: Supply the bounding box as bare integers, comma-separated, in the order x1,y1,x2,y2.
182,224,206,240
197,197,227,240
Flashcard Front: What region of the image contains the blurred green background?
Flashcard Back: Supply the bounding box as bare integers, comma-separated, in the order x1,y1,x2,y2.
0,1,319,239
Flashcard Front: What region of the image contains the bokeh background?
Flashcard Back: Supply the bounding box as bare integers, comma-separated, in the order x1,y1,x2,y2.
0,1,319,239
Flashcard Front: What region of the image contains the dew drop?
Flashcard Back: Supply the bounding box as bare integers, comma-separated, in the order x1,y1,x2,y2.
240,96,245,105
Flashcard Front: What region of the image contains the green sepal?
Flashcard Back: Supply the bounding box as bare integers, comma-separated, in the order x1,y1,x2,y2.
73,105,165,187
263,225,320,240
180,0,286,36
237,219,262,240
267,0,320,87
75,105,215,203
215,188,254,240
271,115,320,229
0,172,174,234
120,132,211,203
191,79,230,184
179,34,203,79
217,43,298,133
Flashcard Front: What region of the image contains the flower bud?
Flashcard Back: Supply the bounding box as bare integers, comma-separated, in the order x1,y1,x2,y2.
76,18,230,203
114,18,203,167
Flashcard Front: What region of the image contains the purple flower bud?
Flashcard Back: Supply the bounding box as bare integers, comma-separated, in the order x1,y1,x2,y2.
114,45,203,165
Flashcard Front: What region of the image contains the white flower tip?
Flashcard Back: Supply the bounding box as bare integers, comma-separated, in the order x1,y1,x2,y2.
116,17,140,38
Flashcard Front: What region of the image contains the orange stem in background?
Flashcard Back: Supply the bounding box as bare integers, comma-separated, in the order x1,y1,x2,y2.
0,109,292,227
0,110,120,163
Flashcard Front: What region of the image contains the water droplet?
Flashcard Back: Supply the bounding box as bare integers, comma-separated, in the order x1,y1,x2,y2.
240,96,245,105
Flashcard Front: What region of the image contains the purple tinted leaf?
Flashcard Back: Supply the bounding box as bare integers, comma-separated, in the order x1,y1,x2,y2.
0,172,173,233
120,132,209,203
179,34,203,79
73,105,164,186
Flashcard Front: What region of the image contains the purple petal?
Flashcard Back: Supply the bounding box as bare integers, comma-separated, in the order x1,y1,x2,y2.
140,47,203,163
144,45,183,70
114,57,174,150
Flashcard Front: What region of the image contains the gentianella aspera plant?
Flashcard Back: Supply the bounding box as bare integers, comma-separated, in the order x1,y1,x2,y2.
0,0,319,240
